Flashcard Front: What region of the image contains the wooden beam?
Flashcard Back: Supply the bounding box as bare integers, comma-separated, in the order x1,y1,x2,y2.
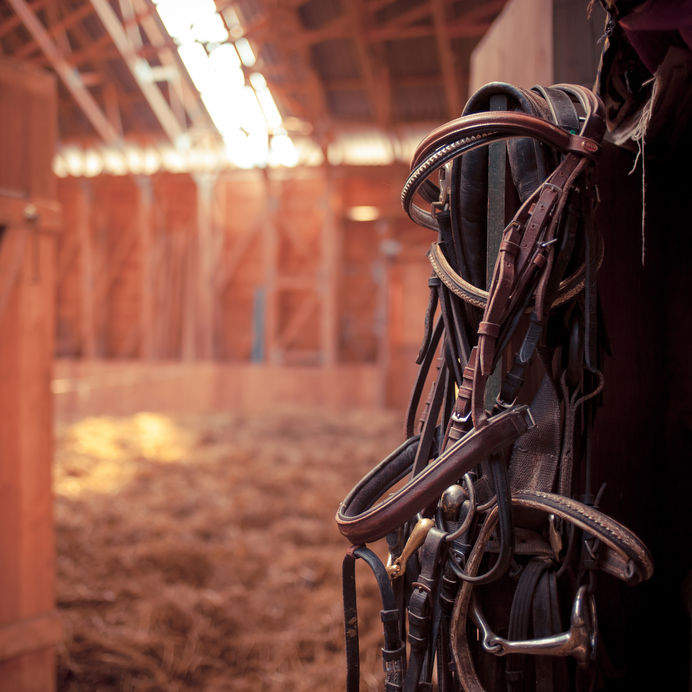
276,291,319,351
347,0,391,128
281,16,351,47
7,0,121,145
64,33,117,68
131,0,217,134
102,80,124,137
213,223,257,292
12,3,93,60
432,0,463,118
366,21,488,41
88,0,185,144
117,0,143,51
0,0,44,39
249,8,332,139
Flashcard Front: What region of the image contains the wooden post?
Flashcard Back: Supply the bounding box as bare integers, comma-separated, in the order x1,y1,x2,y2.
135,176,154,359
375,219,391,408
193,172,217,360
321,164,339,366
0,217,62,692
77,180,97,357
0,57,62,691
262,168,279,364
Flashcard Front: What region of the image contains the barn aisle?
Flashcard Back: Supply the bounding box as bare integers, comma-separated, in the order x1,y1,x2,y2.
54,409,401,691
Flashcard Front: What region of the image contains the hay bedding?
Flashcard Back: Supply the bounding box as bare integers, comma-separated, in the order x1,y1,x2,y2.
55,409,402,691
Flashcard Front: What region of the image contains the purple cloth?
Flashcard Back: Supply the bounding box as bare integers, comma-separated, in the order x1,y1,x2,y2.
618,0,692,72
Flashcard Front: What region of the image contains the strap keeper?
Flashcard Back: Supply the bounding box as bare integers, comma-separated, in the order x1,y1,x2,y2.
381,644,406,662
380,608,399,624
411,581,432,594
533,252,548,269
478,321,500,338
500,238,521,256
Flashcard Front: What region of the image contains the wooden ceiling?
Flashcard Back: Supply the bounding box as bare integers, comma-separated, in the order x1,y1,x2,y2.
0,0,508,149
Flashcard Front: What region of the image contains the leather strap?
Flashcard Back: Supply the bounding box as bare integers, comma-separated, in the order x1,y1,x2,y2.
336,406,535,545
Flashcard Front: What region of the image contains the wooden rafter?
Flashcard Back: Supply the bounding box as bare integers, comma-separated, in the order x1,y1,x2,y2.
347,0,391,128
131,0,216,134
432,0,462,118
12,3,93,60
376,1,432,31
0,0,44,40
7,0,121,145
88,0,185,145
265,8,333,141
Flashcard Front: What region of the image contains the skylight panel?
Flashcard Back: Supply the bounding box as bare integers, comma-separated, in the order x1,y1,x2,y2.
153,0,297,168
235,38,256,67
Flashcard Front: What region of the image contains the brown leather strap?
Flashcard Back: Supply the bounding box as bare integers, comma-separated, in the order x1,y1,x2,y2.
336,406,535,545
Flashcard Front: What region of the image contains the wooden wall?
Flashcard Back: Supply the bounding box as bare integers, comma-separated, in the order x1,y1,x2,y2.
54,164,433,417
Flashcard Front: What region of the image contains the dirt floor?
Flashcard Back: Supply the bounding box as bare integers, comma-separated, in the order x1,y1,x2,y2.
54,408,404,691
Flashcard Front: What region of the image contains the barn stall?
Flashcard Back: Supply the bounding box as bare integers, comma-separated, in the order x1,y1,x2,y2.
0,0,690,690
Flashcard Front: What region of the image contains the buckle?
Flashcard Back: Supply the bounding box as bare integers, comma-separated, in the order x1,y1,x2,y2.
431,161,453,216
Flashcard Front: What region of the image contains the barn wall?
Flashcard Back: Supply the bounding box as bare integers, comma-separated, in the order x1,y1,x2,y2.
54,164,432,418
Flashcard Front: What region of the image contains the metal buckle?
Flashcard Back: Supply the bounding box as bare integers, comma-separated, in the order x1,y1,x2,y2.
471,584,597,666
494,395,517,411
432,161,453,216
450,409,472,424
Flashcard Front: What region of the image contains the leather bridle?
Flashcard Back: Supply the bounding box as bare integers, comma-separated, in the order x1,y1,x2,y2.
335,82,653,692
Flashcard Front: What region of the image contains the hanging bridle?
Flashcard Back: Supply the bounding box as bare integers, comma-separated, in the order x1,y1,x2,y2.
335,82,653,692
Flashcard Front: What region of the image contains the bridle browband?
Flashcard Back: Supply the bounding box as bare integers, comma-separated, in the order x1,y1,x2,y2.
335,81,652,692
